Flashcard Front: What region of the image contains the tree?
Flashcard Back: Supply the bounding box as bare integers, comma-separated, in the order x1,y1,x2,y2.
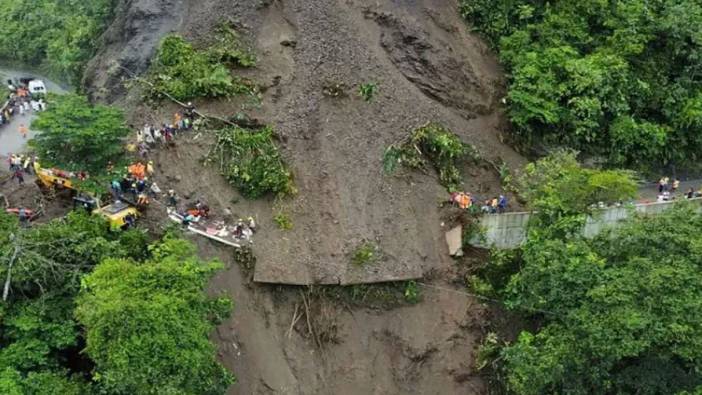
76,237,234,394
461,0,702,169
516,150,637,226
0,211,147,392
499,206,702,394
0,0,114,84
30,94,129,174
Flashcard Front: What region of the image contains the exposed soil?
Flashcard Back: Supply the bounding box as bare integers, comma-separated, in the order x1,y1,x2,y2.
79,0,529,393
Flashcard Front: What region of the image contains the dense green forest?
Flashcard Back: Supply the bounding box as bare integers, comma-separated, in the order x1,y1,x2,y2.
472,153,702,394
462,0,702,169
0,212,233,394
0,0,114,84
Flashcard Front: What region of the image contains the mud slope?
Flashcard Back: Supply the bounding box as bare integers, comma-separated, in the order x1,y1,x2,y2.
88,0,522,285
85,0,524,393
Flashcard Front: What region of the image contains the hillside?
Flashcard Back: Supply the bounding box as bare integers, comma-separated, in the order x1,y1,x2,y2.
86,0,524,285
78,0,525,393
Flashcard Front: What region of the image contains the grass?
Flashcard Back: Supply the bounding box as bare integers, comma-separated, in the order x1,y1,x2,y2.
358,82,379,102
317,281,422,309
273,212,293,230
351,241,381,266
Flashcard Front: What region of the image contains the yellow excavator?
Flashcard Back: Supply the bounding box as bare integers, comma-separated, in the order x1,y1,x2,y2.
34,162,141,230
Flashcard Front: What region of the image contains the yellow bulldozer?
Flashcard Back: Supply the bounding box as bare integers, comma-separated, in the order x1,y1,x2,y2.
34,162,142,230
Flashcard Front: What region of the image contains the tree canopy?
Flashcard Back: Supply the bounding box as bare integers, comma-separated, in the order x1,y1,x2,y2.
0,0,114,84
516,150,637,224
30,94,129,174
76,236,234,394
473,155,702,394
497,206,702,394
0,212,233,394
462,0,702,169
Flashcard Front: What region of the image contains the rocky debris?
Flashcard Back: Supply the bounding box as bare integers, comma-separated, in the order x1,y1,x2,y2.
83,0,188,102
365,9,493,119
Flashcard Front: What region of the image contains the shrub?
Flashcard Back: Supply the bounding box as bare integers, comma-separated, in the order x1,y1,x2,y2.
351,242,381,266
206,24,257,68
403,280,420,304
273,212,293,230
358,82,378,102
384,123,480,191
208,126,294,198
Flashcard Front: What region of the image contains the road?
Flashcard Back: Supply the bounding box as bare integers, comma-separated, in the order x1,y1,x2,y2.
637,179,702,202
0,66,68,158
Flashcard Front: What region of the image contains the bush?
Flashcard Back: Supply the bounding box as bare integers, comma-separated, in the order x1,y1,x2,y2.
384,123,480,191
208,126,294,198
358,82,378,102
207,24,257,68
148,35,255,101
351,242,381,266
273,212,293,230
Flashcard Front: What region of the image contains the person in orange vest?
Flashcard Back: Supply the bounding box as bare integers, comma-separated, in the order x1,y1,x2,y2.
18,124,28,139
174,112,182,129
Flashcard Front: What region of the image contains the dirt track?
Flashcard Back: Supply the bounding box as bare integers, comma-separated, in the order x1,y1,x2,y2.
84,0,527,393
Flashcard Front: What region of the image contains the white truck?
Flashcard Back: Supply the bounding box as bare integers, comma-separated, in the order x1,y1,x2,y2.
28,80,47,96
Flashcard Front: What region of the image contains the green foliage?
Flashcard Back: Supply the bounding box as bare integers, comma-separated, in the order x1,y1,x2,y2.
208,126,294,198
30,94,129,176
318,281,421,309
351,242,381,266
358,82,378,102
207,24,257,68
516,150,637,226
0,0,114,85
273,212,293,230
403,280,420,304
384,123,480,191
492,206,702,394
149,35,256,101
462,0,702,169
76,237,234,394
0,211,154,392
0,368,85,395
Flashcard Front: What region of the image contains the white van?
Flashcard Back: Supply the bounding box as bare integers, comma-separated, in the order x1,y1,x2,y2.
28,80,47,96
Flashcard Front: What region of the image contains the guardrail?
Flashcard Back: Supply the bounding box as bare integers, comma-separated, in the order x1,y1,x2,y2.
472,197,702,249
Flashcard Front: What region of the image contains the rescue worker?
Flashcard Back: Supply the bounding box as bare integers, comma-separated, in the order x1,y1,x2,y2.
167,190,178,207
18,124,28,139
248,217,257,234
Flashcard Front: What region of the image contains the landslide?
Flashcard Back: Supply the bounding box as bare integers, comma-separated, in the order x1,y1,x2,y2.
82,0,526,393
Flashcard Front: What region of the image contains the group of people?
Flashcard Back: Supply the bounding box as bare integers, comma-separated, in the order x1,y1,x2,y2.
450,191,508,214
655,176,702,202
110,161,159,207
0,86,46,128
133,104,196,158
6,153,37,186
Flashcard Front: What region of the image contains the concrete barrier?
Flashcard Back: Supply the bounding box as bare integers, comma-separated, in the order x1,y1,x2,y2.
472,198,702,249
